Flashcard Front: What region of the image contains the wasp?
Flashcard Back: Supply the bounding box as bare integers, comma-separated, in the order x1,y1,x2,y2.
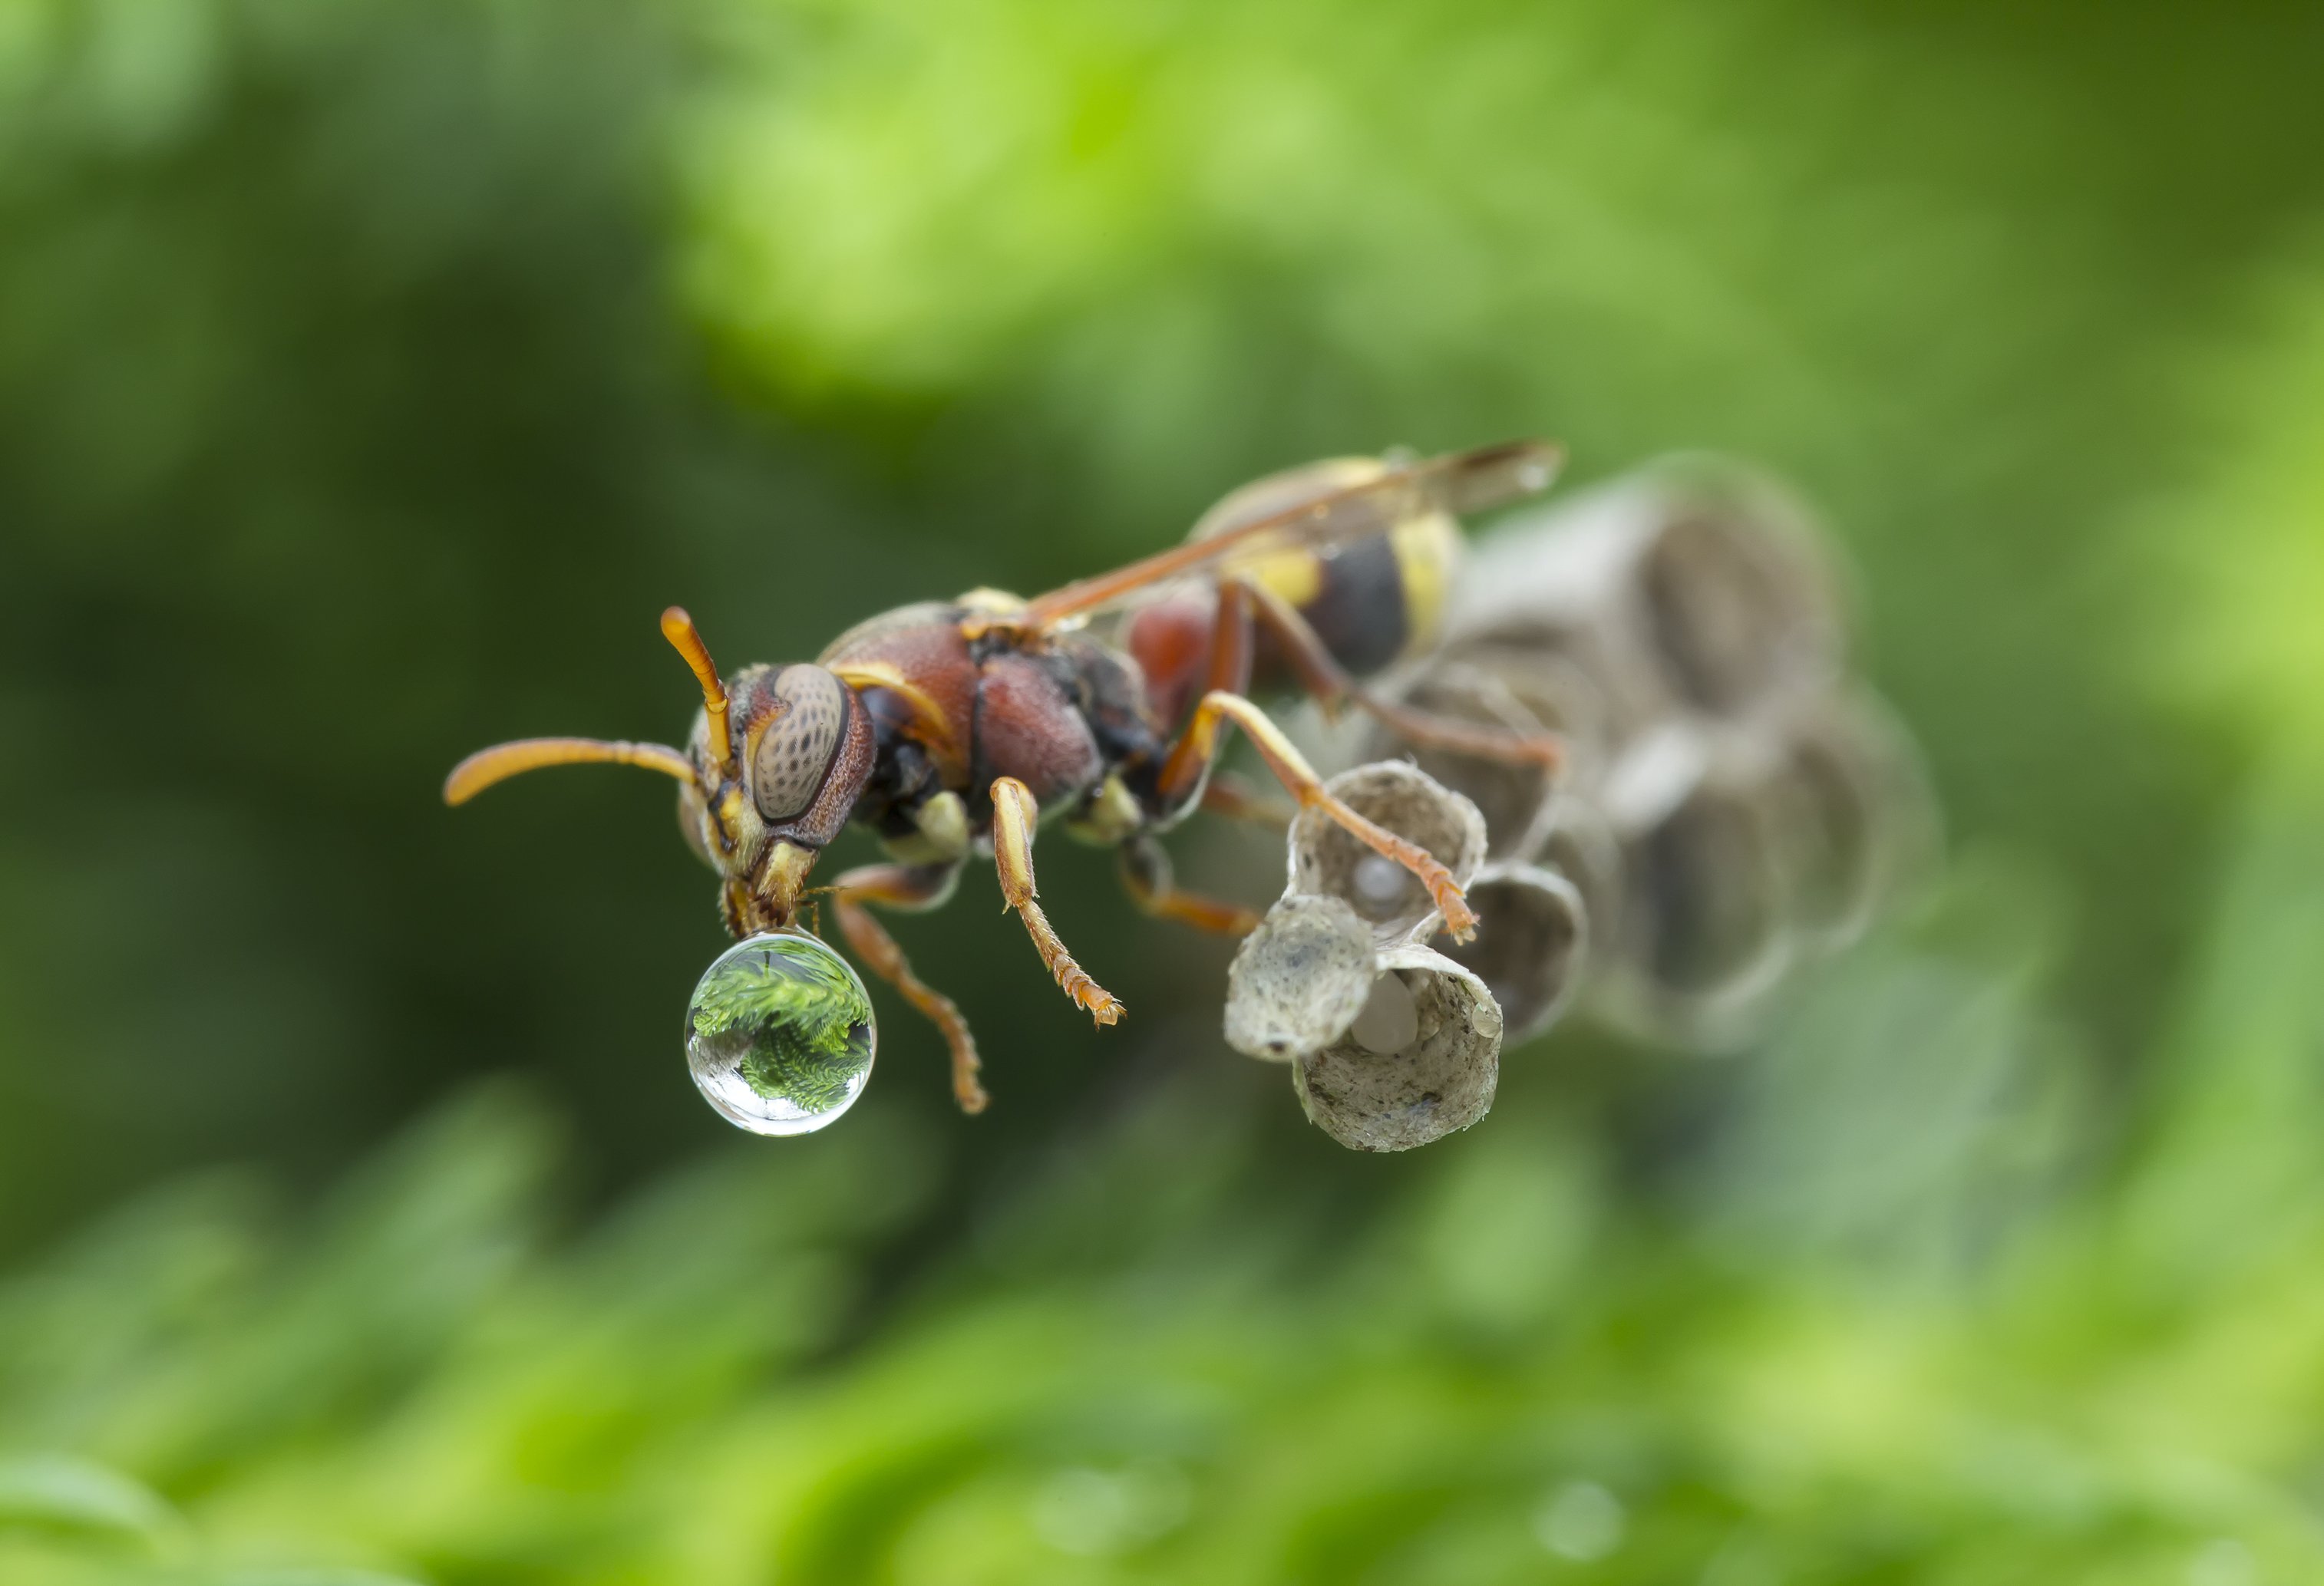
446,441,1566,1112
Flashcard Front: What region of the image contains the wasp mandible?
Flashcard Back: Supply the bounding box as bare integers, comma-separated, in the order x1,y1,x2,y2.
445,441,1566,1113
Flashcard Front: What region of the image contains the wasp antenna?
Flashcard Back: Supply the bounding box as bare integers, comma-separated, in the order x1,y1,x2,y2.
660,606,735,775
443,737,694,806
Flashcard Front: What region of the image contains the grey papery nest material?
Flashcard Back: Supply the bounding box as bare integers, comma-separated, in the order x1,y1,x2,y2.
1535,795,1625,958
1756,690,1939,953
1590,722,1797,1050
1223,894,1378,1063
1438,862,1588,1044
1358,650,1608,862
1286,760,1488,951
1573,681,1938,1048
1292,945,1504,1152
1446,458,1845,734
1223,456,1938,1143
1225,763,1514,1149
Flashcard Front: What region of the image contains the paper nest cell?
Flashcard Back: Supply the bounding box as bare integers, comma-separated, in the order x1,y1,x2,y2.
1361,453,1935,1055
1286,760,1488,951
1226,762,1520,1151
1292,945,1505,1152
1223,454,1940,1148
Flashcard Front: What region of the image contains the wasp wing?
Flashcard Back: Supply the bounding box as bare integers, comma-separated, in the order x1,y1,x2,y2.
1006,440,1563,634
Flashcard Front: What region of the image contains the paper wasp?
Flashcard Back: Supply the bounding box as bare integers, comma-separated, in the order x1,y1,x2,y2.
445,441,1566,1112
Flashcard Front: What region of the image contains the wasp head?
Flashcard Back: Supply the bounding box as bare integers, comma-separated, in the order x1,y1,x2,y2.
446,608,876,935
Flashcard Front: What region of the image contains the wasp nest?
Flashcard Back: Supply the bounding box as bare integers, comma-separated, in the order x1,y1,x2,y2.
1230,458,1933,1148
1445,457,1845,731
1292,945,1504,1152
1223,893,1377,1063
1224,764,1522,1150
1322,458,1927,1076
1286,760,1488,949
1438,862,1587,1044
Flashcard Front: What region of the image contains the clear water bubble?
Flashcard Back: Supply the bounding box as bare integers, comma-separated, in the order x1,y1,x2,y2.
684,931,876,1136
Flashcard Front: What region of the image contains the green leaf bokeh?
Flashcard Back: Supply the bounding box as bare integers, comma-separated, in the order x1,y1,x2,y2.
5,0,2324,1579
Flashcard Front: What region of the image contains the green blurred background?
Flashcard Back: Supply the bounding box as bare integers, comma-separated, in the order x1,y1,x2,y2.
6,1,2324,1580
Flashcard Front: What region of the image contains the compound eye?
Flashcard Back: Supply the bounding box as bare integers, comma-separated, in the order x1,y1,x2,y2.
751,664,850,823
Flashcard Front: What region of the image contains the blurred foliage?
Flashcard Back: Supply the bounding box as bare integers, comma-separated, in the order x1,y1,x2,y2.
10,825,2324,1583
5,0,2324,1578
2156,257,2324,781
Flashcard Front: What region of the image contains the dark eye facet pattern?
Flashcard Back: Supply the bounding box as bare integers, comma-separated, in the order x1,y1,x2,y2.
752,664,850,823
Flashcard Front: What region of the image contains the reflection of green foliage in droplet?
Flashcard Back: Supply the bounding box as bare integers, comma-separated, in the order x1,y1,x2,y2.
691,942,871,1110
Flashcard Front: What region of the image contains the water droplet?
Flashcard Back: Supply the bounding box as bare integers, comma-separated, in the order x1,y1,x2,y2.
685,931,875,1136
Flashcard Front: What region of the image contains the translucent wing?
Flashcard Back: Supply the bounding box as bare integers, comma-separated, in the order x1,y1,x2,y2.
1005,440,1564,634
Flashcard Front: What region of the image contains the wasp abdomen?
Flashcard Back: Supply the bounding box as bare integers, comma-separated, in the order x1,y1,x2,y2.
1125,457,1464,728
1270,534,1411,676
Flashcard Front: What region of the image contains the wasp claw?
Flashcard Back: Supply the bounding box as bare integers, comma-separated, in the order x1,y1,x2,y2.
1061,968,1125,1026
1434,885,1480,943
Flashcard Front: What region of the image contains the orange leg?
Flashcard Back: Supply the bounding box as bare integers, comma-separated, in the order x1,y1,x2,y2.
1156,577,1256,788
990,777,1126,1026
1198,769,1295,829
1238,577,1563,771
827,862,987,1113
1118,836,1263,937
1157,690,1481,941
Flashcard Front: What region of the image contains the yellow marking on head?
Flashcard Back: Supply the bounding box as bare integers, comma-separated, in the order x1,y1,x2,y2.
756,840,820,929
715,786,750,856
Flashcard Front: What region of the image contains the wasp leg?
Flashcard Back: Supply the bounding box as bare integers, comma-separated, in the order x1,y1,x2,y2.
1237,576,1563,771
1154,689,1481,941
1198,770,1295,830
1118,836,1263,937
828,862,986,1113
989,777,1126,1026
1153,579,1259,796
